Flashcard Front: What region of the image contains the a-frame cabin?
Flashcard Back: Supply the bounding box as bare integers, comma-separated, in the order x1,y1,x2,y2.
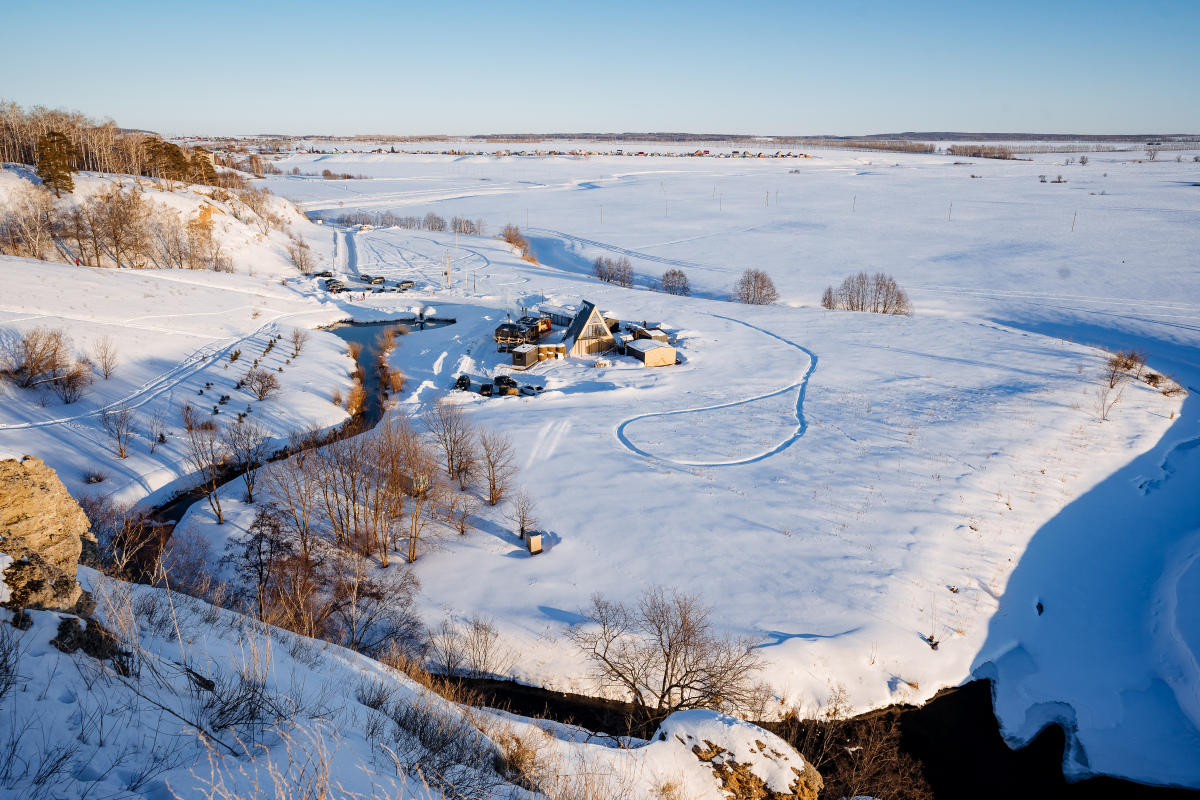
561,300,615,356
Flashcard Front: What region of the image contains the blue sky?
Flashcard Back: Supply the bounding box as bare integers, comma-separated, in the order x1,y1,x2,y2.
4,0,1197,136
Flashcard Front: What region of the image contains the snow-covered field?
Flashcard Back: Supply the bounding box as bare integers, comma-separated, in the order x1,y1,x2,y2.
3,144,1199,787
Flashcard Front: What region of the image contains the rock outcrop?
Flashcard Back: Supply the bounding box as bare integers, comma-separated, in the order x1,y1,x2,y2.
0,456,96,611
650,710,823,800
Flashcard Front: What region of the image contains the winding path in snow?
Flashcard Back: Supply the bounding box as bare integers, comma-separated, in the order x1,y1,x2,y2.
615,314,818,467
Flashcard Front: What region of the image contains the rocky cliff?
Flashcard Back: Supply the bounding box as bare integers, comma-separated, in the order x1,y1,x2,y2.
0,456,96,612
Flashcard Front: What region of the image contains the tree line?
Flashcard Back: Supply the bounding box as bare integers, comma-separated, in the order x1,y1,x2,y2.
1,101,244,188
0,176,297,271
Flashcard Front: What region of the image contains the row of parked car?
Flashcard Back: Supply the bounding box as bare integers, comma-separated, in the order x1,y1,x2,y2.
454,374,543,398
316,271,418,294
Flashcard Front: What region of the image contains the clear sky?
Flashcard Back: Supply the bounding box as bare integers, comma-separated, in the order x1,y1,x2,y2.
4,0,1197,137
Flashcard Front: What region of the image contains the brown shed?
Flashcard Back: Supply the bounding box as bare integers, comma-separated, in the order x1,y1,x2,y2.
511,343,538,368
627,339,676,367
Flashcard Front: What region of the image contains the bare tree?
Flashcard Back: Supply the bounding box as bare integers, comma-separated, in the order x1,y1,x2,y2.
261,449,321,555
181,404,227,523
442,489,480,536
504,488,539,539
733,269,779,305
0,183,57,261
244,367,282,401
100,404,138,458
146,407,168,453
52,357,93,403
660,268,691,296
91,333,118,379
327,552,423,656
221,419,273,503
400,427,446,563
288,327,310,357
822,272,912,315
566,587,766,725
428,619,467,676
424,396,476,479
285,239,315,274
223,506,294,623
478,426,517,506
1147,147,1159,161
4,325,70,388
462,614,515,678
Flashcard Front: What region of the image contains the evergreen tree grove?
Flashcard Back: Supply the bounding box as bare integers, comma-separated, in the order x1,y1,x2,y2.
35,131,79,198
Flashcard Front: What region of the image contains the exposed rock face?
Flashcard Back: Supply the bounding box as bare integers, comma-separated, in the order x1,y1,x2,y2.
653,710,823,800
0,456,96,611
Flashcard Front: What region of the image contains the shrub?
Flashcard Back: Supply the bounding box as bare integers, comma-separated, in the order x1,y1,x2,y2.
81,467,108,484
822,272,912,315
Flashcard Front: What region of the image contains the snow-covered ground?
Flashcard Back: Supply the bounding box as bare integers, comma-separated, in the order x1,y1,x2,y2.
3,145,1199,787
0,572,802,800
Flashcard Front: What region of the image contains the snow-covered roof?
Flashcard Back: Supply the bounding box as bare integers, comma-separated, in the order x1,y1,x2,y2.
627,339,672,352
540,304,575,317
513,344,535,353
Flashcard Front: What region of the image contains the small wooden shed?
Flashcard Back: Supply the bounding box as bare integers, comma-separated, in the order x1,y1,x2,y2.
627,339,676,367
511,343,538,368
562,300,616,356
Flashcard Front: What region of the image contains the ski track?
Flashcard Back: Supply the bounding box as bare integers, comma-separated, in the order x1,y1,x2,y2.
615,314,817,467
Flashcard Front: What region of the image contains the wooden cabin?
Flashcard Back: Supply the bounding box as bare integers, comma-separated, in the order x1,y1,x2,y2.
562,300,616,356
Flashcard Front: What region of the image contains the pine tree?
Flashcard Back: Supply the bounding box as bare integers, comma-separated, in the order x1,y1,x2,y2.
35,131,78,198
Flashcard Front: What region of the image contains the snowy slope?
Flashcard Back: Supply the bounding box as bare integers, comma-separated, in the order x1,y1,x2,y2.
0,572,814,800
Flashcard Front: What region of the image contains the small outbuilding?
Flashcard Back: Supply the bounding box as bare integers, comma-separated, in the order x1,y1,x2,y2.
539,305,575,327
627,339,676,367
511,343,538,368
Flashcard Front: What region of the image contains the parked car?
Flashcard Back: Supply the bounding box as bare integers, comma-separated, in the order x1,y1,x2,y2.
454,374,471,391
397,280,416,290
314,270,333,278
495,375,518,389
479,383,494,397
519,386,538,397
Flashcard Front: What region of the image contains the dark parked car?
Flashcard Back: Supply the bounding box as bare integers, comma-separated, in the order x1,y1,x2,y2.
479,383,494,397
314,271,333,278
454,374,471,391
495,375,518,389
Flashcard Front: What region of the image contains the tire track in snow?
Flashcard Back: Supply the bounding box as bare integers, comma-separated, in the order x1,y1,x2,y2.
615,314,818,467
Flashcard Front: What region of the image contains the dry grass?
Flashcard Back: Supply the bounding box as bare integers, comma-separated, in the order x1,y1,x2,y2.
386,369,405,393
346,341,363,360
330,387,343,407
